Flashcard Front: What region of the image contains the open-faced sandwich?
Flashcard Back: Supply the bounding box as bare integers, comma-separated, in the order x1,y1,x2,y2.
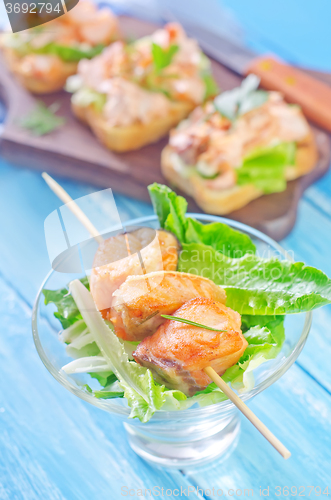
0,0,120,93
43,183,331,423
66,22,218,151
161,75,318,214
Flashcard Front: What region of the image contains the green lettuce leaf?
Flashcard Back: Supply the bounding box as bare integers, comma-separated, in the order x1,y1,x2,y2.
237,142,296,194
69,280,165,422
148,182,187,241
150,184,331,314
178,242,331,314
148,183,255,257
240,315,285,361
185,218,256,258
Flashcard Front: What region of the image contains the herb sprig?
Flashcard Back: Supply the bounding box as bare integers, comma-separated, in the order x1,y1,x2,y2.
161,315,226,332
20,102,65,136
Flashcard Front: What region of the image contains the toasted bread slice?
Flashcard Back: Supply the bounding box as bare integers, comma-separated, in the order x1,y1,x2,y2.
161,131,318,215
72,99,194,152
1,46,77,94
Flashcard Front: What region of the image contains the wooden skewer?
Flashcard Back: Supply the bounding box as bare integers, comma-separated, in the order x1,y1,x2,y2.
203,366,291,459
42,172,104,245
42,172,291,460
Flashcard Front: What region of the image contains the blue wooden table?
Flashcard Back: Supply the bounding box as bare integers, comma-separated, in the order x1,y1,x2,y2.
1,2,331,498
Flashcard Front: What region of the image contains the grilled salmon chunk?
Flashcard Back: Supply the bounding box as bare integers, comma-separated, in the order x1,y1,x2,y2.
111,271,226,341
90,228,180,311
133,297,247,396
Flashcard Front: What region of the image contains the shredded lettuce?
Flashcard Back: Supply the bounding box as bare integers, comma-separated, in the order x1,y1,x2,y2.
62,356,110,375
69,280,165,422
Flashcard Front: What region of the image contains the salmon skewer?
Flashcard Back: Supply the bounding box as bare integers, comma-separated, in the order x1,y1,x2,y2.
133,297,247,396
110,271,226,341
132,296,290,459
90,228,180,311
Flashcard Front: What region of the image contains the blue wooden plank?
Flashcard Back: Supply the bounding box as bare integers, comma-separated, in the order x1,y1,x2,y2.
282,199,331,276
1,0,331,495
303,168,331,219
185,362,331,490
0,274,203,500
280,198,331,394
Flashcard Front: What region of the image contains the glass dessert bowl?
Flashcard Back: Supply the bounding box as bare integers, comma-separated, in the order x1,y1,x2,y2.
32,214,312,469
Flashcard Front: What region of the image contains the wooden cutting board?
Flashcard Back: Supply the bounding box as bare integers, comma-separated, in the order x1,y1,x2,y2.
0,16,330,241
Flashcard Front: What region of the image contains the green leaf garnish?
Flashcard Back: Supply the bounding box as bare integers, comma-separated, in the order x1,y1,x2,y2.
161,315,226,332
203,73,220,100
151,43,179,72
20,102,65,136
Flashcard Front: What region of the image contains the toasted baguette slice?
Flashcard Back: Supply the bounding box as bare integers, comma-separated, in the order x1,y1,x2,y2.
72,99,194,152
1,46,77,94
161,131,318,215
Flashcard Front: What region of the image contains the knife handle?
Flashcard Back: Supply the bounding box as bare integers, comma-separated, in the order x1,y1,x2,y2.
245,56,331,132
